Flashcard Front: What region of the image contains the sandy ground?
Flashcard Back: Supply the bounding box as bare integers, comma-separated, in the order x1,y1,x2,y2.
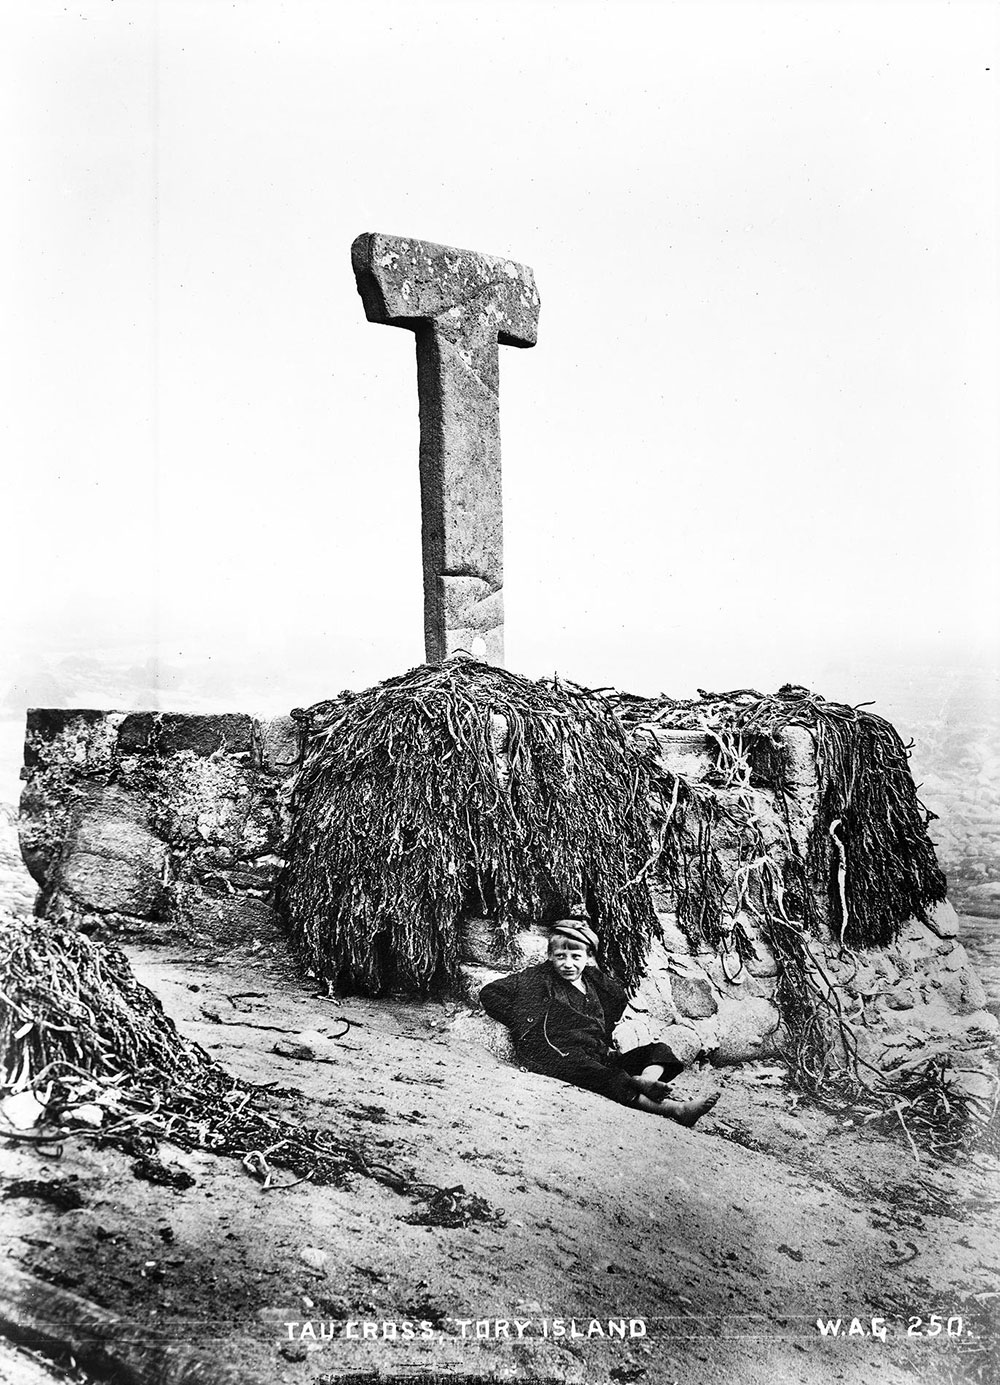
2,933,999,1385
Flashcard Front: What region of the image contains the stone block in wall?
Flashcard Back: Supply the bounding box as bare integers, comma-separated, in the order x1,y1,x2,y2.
461,917,503,966
896,917,945,966
711,997,782,1066
488,713,512,791
842,960,881,997
460,963,508,1005
745,940,778,978
868,1009,999,1075
459,918,547,970
935,966,987,1016
777,724,819,860
22,709,125,773
924,898,960,939
613,1009,654,1051
258,716,301,774
653,910,691,955
637,727,715,782
57,785,169,919
116,713,157,753
702,954,773,1001
157,713,255,758
154,752,253,848
949,1069,997,1104
670,973,718,1020
881,981,920,1011
626,939,679,1032
182,894,282,947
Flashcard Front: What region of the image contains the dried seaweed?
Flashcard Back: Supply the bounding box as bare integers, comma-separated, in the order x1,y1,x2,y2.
0,915,502,1218
626,686,966,1130
280,660,657,995
730,687,946,949
619,683,946,950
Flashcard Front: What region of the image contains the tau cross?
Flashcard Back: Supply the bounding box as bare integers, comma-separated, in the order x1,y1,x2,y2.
352,232,540,666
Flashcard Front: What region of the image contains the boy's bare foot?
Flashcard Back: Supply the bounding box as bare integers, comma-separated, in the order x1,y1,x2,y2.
665,1091,720,1127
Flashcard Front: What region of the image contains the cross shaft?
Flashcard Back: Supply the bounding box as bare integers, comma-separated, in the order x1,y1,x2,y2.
352,232,540,665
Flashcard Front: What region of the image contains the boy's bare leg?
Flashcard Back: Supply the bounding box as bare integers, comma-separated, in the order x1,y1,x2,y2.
635,1092,720,1126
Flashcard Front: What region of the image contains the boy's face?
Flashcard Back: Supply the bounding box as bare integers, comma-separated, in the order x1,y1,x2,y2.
548,938,590,984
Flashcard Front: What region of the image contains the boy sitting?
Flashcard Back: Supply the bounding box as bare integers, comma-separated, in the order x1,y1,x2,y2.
478,918,719,1126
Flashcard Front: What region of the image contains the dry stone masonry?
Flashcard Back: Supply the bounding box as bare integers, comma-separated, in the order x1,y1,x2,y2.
450,722,997,1102
19,710,298,947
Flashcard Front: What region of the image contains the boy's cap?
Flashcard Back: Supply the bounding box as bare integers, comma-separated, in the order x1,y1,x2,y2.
549,919,599,952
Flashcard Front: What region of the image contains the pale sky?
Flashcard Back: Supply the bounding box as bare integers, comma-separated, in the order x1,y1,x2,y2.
2,0,997,724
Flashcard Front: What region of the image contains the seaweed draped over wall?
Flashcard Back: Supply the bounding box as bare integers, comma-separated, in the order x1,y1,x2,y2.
280,661,659,996
616,685,946,954
279,665,946,1018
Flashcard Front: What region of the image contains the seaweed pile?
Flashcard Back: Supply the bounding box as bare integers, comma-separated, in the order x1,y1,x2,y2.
0,913,501,1222
617,684,959,1113
278,663,966,1122
280,660,658,996
615,683,947,952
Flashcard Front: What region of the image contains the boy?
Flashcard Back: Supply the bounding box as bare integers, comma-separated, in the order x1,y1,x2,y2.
478,918,719,1125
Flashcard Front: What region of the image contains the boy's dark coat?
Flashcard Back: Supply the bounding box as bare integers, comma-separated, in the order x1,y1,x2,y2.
478,961,638,1103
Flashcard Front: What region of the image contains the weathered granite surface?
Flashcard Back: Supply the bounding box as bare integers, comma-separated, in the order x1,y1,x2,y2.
352,232,540,666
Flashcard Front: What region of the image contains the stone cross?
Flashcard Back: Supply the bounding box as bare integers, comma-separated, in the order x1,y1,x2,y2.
351,232,540,666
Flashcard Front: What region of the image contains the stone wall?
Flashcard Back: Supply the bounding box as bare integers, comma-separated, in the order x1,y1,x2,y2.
19,710,299,945
17,707,997,1092
452,725,998,1095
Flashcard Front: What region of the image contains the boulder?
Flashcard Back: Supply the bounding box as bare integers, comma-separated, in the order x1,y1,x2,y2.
460,963,508,1005
450,1011,516,1064
656,1024,706,1067
711,997,782,1066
